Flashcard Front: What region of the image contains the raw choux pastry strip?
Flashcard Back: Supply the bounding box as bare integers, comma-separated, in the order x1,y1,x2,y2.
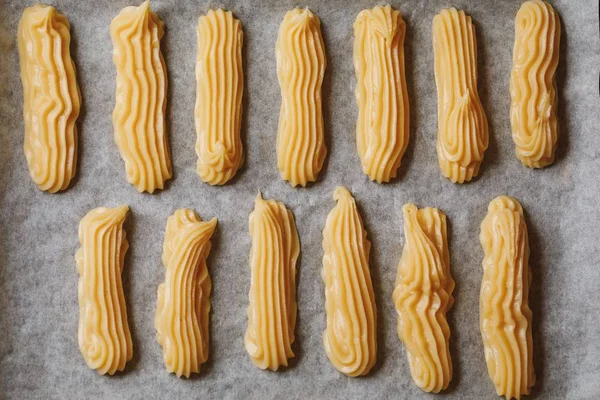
510,0,560,168
480,196,535,399
155,209,217,378
18,4,81,193
354,5,409,183
322,187,376,376
75,205,132,375
111,1,172,193
433,8,489,184
195,9,244,185
393,204,455,393
245,193,299,370
276,8,327,187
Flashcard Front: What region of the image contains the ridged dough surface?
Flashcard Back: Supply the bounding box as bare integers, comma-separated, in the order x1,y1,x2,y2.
480,196,535,399
393,204,454,393
195,9,244,185
353,5,409,183
245,193,299,370
75,205,132,375
276,8,327,187
155,209,217,378
322,187,376,376
433,8,488,184
510,0,560,168
111,1,172,193
18,4,81,193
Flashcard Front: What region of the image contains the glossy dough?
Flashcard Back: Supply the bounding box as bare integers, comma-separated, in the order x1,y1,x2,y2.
393,204,455,392
353,5,409,183
322,187,376,376
111,1,172,193
195,9,244,185
18,4,81,193
245,194,299,370
76,205,132,375
276,8,327,187
433,8,489,184
510,0,560,168
155,209,217,378
480,196,535,399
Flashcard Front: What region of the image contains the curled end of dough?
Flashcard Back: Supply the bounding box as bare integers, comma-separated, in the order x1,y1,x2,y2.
487,195,524,216
394,203,454,392
287,7,319,27
333,186,353,203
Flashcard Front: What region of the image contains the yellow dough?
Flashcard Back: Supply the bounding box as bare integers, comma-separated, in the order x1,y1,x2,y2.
393,204,455,393
18,4,81,193
245,193,299,370
195,9,244,185
510,0,560,168
433,8,489,184
155,209,217,378
75,205,132,375
480,196,535,399
322,187,376,376
111,1,172,193
353,5,409,183
276,8,327,187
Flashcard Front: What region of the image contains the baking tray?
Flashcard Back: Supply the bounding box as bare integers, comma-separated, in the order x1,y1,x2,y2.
0,0,599,398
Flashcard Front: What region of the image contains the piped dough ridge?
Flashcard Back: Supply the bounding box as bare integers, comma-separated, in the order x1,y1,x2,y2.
480,196,535,399
111,1,172,193
322,186,377,376
76,205,132,375
510,0,560,168
155,209,217,378
393,204,454,392
433,8,488,183
275,8,327,187
18,4,81,193
353,5,409,183
195,9,245,185
245,193,299,370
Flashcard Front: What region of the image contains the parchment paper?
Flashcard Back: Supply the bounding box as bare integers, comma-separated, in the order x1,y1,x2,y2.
0,0,599,399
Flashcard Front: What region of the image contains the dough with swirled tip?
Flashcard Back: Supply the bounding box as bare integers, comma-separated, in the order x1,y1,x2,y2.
480,196,535,399
393,204,454,393
276,8,327,187
433,8,488,183
322,186,376,376
510,0,560,168
245,193,299,370
110,1,172,193
155,209,217,378
75,205,132,375
354,5,409,183
195,9,244,185
18,4,81,193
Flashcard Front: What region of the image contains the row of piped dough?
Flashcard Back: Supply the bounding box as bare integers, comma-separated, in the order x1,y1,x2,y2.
76,190,534,399
18,1,561,192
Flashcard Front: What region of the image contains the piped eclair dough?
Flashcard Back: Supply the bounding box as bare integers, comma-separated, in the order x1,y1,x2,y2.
393,204,455,393
276,8,327,187
480,196,535,400
510,0,560,168
18,4,81,193
75,205,132,375
245,193,299,370
110,1,172,193
354,5,409,183
155,209,217,378
195,9,244,185
433,8,489,184
322,187,376,376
